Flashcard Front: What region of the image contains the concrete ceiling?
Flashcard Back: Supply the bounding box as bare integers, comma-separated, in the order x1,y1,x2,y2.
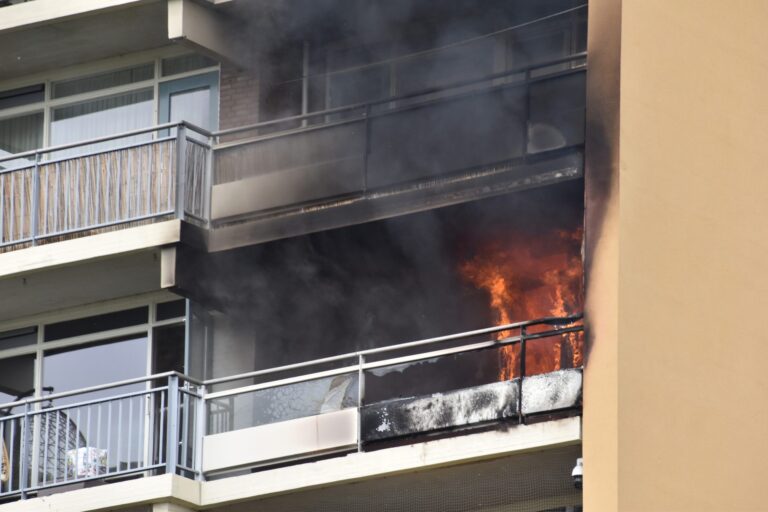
0,1,169,79
0,249,162,323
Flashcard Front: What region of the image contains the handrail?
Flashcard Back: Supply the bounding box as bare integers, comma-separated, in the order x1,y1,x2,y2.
0,120,212,166
203,314,582,387
213,52,587,138
0,315,581,410
0,371,201,411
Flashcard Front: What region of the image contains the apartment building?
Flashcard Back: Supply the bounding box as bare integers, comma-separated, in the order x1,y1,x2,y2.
0,1,766,511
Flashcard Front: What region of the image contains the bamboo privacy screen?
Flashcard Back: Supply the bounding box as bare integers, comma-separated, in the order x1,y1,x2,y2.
0,135,205,246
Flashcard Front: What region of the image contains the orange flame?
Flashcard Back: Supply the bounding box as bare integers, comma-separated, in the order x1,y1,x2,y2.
459,227,583,380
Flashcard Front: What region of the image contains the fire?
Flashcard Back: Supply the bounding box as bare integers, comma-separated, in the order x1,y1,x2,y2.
459,227,583,379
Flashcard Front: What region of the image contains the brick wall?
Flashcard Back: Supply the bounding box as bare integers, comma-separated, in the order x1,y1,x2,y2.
218,63,260,132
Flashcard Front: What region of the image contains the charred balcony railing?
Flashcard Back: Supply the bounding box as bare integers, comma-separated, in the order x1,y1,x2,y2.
0,122,211,249
210,52,586,224
0,315,582,499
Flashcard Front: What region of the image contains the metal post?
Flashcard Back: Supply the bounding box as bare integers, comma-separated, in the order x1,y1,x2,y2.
362,104,372,193
357,354,365,452
31,152,40,245
518,326,527,424
175,125,187,221
194,385,206,481
523,70,531,156
165,374,179,476
19,402,30,499
204,137,214,228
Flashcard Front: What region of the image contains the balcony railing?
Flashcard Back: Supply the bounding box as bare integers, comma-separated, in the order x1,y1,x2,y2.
0,122,210,248
0,315,582,500
0,52,585,251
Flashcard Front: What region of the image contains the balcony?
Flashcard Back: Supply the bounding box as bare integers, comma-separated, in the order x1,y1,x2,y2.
0,315,582,500
0,53,585,253
0,123,209,250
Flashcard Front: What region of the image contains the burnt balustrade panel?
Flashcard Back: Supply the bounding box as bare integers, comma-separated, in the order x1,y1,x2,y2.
210,68,586,221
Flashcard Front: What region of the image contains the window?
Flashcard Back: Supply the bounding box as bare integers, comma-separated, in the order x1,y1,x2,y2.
0,51,220,157
0,300,187,409
51,63,154,99
50,90,154,154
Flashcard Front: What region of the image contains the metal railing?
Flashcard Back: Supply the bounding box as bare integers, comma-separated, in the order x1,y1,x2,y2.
0,372,202,499
0,315,582,499
210,52,587,218
0,122,212,248
0,55,585,249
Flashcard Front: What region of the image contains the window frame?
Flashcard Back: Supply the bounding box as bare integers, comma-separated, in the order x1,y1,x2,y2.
0,292,188,404
0,47,220,154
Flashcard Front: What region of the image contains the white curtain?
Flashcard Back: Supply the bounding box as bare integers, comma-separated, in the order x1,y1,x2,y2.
49,90,153,157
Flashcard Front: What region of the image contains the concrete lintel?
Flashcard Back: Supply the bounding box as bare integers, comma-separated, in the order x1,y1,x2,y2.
0,220,181,279
0,0,154,33
168,0,250,69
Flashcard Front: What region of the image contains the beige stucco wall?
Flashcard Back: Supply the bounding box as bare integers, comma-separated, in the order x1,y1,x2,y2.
586,0,768,510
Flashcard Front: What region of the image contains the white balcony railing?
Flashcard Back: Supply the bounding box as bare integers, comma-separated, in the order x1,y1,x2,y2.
0,315,582,500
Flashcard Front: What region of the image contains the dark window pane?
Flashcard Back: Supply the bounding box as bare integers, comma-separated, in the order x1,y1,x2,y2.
44,307,148,342
0,84,44,110
44,336,147,401
0,326,37,349
152,324,185,375
0,354,35,412
156,300,186,321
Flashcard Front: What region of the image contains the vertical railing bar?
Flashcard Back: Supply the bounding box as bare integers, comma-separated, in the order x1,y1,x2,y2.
64,161,71,232
9,172,15,242
53,162,61,231
0,419,5,493
126,150,133,220
96,403,102,476
175,128,187,220
8,417,15,492
74,157,81,230
106,402,112,476
85,157,92,226
145,145,152,216
165,375,179,475
154,143,161,215
42,412,50,486
0,174,5,244
103,153,112,222
19,403,29,498
363,105,371,193
135,147,142,218
75,407,82,480
63,409,70,483
523,69,531,156
31,152,40,244
117,401,123,475
85,405,92,479
165,142,172,213
181,388,190,472
194,386,206,480
357,354,365,452
114,152,120,222
158,390,166,466
53,409,60,484
94,159,101,229
127,397,134,473
19,168,25,239
518,326,527,423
